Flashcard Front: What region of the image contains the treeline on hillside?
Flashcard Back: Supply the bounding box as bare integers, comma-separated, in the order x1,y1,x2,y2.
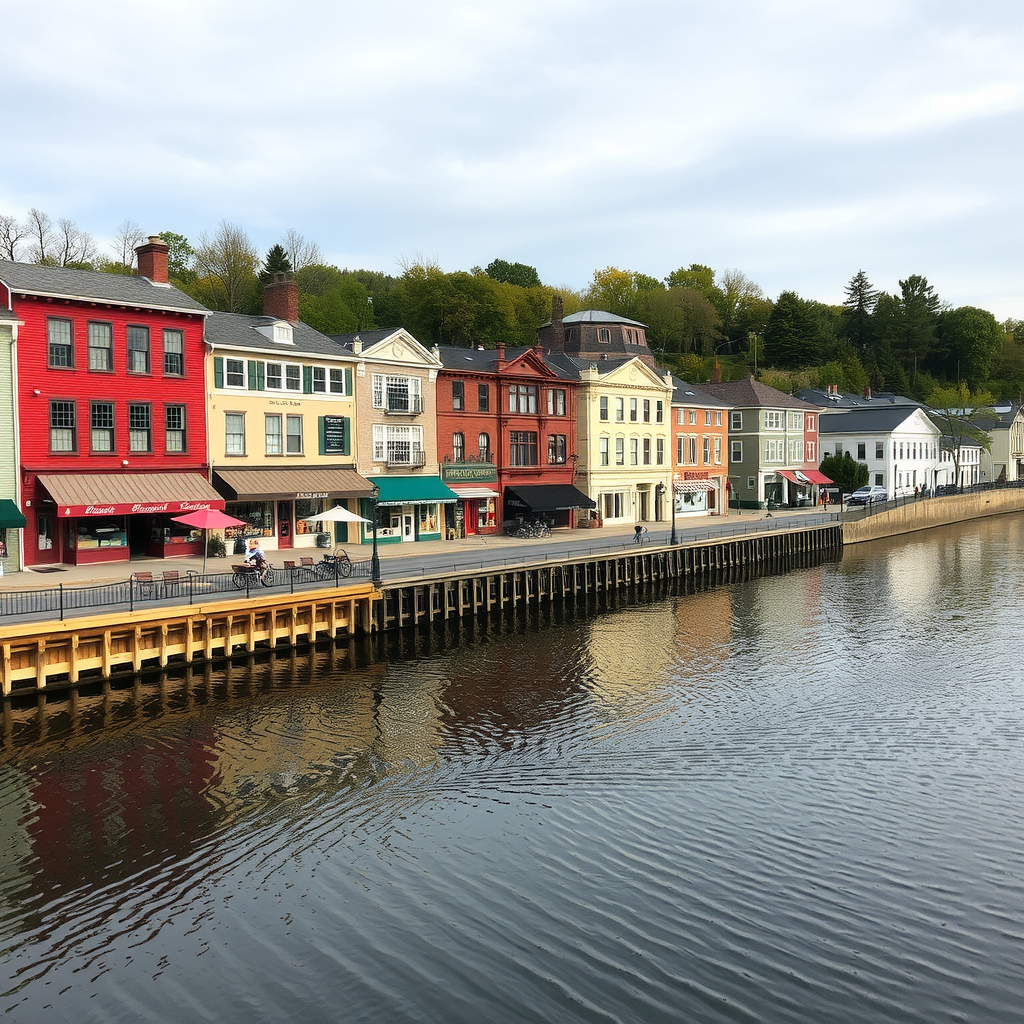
3,211,1022,401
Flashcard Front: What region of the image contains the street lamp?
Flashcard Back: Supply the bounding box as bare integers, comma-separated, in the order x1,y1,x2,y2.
370,483,381,585
657,481,678,545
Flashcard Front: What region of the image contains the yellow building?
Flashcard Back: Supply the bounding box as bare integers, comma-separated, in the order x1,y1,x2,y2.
205,283,374,555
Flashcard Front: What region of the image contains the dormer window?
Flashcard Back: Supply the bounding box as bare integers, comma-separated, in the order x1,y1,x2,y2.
254,321,294,345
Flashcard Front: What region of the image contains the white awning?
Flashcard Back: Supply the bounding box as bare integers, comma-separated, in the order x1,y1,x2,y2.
450,486,500,499
675,480,716,493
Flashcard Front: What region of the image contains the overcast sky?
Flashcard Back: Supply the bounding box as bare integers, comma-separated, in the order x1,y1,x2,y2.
3,0,1022,319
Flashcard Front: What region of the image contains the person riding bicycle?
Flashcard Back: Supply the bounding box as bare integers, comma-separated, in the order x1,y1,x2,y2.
634,524,648,543
244,539,268,569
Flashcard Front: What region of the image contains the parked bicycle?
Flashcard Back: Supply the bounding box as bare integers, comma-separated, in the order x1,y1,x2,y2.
316,548,353,579
514,519,552,539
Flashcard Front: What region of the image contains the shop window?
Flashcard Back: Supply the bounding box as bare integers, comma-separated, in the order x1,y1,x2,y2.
88,322,113,371
509,431,538,466
453,432,466,461
286,415,303,455
90,401,114,453
225,413,245,455
165,405,186,453
50,400,76,452
129,403,152,452
127,326,151,374
48,318,74,368
73,517,126,551
452,380,464,410
478,383,489,411
225,502,275,541
294,498,325,537
163,329,185,376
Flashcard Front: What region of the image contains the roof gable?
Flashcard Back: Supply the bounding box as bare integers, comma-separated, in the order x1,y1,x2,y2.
357,328,441,369
594,355,670,389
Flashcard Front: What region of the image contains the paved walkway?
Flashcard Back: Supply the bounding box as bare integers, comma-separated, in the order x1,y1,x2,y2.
0,506,832,592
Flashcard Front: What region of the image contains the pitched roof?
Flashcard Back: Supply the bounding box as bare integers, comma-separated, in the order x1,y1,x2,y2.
699,377,822,411
671,376,732,408
435,345,577,379
538,309,647,329
819,406,936,434
796,387,922,410
205,311,350,358
0,258,208,313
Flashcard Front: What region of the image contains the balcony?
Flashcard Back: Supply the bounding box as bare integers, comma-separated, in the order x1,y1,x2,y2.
386,447,427,469
383,396,424,416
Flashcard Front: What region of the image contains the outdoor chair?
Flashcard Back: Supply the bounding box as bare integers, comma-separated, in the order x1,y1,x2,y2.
162,570,180,595
131,571,156,598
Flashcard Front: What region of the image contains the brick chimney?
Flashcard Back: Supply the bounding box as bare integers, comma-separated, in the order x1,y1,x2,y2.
495,343,506,370
136,235,169,284
711,357,722,383
263,273,299,321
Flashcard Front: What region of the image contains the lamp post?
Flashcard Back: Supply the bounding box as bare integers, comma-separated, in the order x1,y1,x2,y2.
370,483,381,585
670,480,678,545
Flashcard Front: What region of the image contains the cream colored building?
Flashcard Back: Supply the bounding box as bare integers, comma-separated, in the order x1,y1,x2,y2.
549,354,674,525
330,328,456,545
206,301,373,555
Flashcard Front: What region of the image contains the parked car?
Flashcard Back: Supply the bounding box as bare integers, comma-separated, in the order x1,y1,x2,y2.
847,485,888,505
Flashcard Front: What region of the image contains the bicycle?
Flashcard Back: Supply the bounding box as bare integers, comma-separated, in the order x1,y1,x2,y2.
315,548,353,579
231,556,277,588
633,526,648,545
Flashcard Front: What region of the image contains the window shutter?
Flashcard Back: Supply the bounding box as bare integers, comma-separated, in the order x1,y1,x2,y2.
341,416,350,455
247,360,260,391
214,357,224,388
345,367,353,396
318,416,326,455
303,366,313,394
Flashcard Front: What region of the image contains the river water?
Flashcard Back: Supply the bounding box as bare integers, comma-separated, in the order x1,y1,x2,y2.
2,517,1023,1024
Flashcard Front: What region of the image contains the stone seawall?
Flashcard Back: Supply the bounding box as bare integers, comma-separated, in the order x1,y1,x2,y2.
842,488,1024,544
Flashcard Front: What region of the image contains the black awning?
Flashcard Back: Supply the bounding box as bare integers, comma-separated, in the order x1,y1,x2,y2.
505,484,596,511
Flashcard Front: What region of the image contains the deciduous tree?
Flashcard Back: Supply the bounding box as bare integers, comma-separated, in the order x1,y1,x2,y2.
194,221,261,313
485,259,541,289
819,452,868,500
927,383,995,491
110,219,145,269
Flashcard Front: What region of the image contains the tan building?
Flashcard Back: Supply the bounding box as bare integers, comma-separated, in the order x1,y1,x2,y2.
330,328,457,545
207,277,373,555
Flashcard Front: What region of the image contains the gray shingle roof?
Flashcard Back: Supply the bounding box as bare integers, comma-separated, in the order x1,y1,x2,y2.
671,376,731,408
0,259,209,313
537,309,648,329
436,344,578,380
205,311,352,358
819,407,933,434
700,377,823,411
796,387,922,410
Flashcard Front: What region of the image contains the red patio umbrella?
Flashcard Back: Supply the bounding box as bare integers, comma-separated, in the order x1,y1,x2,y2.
171,509,246,573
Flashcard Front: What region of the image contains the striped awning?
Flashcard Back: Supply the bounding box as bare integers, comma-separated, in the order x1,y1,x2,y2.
675,480,716,493
37,472,225,517
450,486,500,500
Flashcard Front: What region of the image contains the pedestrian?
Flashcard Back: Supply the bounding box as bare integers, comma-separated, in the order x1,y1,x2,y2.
634,524,646,544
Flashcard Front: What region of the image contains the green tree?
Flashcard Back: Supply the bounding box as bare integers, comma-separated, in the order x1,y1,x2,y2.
193,221,261,313
262,243,292,280
158,231,196,284
819,452,868,500
937,306,1004,388
584,266,663,321
927,383,995,491
764,291,819,368
840,269,878,353
893,274,941,377
485,259,541,289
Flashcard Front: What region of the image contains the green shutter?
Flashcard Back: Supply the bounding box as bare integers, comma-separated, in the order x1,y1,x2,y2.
341,416,350,455
318,416,326,456
302,366,313,393
214,356,224,388
247,360,264,391
345,367,353,396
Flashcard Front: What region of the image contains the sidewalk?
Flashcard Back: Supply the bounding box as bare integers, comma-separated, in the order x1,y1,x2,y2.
0,506,822,592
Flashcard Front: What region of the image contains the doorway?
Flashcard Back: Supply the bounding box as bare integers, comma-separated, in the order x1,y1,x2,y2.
277,501,293,549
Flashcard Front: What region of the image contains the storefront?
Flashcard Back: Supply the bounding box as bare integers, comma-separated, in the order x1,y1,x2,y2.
674,472,722,516
212,466,375,554
364,476,459,544
32,472,225,565
778,469,830,506
0,498,27,574
441,462,500,538
504,484,596,528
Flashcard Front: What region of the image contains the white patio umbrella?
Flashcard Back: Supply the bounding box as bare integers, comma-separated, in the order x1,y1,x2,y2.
300,505,372,525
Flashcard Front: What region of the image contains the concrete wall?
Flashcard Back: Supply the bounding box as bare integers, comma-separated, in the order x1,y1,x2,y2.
843,488,1024,545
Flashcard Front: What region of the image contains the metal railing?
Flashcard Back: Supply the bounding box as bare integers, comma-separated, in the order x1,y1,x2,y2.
840,476,1024,519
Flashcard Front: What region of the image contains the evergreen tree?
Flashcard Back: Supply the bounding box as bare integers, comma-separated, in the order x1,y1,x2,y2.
262,243,292,281
764,291,817,369
840,270,877,353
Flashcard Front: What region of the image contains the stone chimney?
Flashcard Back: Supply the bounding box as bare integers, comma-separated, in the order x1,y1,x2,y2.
263,273,299,321
548,295,565,351
136,235,169,284
711,358,722,383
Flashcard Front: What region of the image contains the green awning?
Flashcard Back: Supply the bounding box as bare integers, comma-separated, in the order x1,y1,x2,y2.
0,498,27,529
368,476,459,507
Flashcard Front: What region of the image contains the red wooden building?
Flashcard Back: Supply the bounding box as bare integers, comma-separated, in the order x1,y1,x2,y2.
436,344,592,534
1,238,221,566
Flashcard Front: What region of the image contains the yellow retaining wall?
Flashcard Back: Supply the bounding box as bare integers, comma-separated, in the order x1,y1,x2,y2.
842,489,1024,545
0,583,378,695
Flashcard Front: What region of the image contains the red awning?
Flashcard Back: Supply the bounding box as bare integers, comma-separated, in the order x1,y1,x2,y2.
778,470,802,484
802,470,833,484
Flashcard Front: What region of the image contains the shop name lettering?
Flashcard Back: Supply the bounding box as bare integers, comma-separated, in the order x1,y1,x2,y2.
269,400,301,407
72,501,216,515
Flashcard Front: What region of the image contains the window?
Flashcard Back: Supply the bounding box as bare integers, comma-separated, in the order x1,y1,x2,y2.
478,432,491,460
88,322,113,371
788,412,804,430
128,403,152,452
90,401,114,452
703,436,711,463
547,389,566,416
225,413,245,455
329,368,346,394
50,401,77,451
453,432,466,461
615,398,625,422
508,384,538,414
899,442,904,459
598,328,611,343
265,414,283,455
876,442,884,459
805,441,816,462
600,437,610,466
478,383,489,411
509,431,538,466
875,473,883,486
643,400,651,423
656,401,664,423
630,437,639,465
676,409,685,425
127,326,150,374
163,329,185,376
630,398,638,422
705,410,712,426
715,410,722,426
806,416,815,430
452,380,464,410
225,358,246,388
731,411,742,430
764,411,783,429
714,437,722,464
656,438,665,465
548,434,567,464
48,319,74,368
602,491,628,518
373,373,422,413
373,424,424,464
312,367,327,393
676,436,685,464
764,439,784,461
643,437,651,465
858,442,866,460
789,439,803,462
286,415,302,454
689,410,697,425
615,437,625,465
266,362,283,390
731,440,743,462
835,443,844,457
600,396,609,421
285,365,301,391
165,405,186,452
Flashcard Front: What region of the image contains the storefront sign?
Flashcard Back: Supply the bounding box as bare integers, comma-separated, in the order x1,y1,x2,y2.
441,463,498,483
295,491,329,499
683,471,709,480
322,416,348,454
60,499,223,517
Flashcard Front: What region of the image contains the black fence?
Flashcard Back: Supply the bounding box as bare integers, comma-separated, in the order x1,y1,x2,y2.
840,476,1024,520
0,557,373,622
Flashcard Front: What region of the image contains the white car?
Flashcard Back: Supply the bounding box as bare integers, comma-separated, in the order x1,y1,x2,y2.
846,485,888,505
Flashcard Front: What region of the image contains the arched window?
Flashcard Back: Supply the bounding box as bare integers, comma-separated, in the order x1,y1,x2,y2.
453,432,465,461
478,432,490,461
